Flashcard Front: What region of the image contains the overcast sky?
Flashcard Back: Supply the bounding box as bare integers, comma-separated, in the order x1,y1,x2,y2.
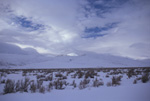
0,0,150,59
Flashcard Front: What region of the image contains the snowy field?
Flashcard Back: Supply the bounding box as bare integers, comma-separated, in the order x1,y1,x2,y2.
0,67,150,101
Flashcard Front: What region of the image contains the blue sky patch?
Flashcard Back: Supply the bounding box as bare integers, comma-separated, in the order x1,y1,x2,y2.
83,22,118,38
13,16,44,31
84,0,128,17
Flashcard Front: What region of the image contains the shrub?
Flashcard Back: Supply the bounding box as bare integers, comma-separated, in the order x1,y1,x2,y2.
46,75,53,81
55,73,63,77
141,73,149,83
93,78,104,87
1,79,5,83
37,80,43,89
3,79,15,94
71,74,77,78
62,76,67,79
22,70,27,76
15,80,21,92
20,78,30,92
136,77,141,81
37,75,45,79
83,79,90,85
79,79,90,89
133,79,137,84
47,82,53,91
1,72,7,77
127,69,134,78
39,78,47,82
111,76,122,86
84,70,96,79
73,82,76,88
39,86,45,93
30,82,37,93
71,80,76,88
105,74,109,78
22,73,26,76
99,81,104,86
77,70,84,79
78,80,85,89
53,79,64,90
107,82,112,87
62,80,68,86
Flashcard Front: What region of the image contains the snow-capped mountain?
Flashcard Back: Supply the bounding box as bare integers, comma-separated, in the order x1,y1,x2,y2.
0,42,150,69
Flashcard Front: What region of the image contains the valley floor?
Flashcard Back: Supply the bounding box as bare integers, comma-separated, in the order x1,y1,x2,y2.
0,67,150,101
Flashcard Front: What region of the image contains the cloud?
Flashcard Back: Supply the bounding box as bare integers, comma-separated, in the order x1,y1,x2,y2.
0,0,150,59
0,42,39,55
76,0,150,59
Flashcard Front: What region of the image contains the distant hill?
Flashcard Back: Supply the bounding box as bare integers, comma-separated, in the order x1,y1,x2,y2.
0,43,150,69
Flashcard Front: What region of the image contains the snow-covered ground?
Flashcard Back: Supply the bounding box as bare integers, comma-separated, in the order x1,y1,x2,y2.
0,68,150,101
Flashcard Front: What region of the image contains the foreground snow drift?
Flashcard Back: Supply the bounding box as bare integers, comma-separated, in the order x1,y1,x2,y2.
0,83,150,101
